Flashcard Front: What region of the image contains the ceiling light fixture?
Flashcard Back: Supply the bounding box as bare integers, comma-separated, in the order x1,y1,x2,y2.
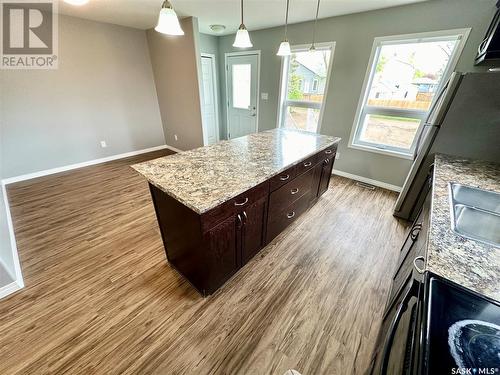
309,0,321,52
155,0,184,36
233,0,252,48
63,0,89,5
210,24,226,34
277,0,291,56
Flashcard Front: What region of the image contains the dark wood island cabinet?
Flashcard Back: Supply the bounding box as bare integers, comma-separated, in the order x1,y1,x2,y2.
134,129,340,295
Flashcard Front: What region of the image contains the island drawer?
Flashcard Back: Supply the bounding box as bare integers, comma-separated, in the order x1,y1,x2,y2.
295,154,317,175
269,165,297,192
317,145,338,163
266,191,311,243
201,181,269,232
269,168,314,213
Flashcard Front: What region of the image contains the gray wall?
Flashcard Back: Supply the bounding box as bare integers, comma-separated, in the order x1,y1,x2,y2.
199,33,219,55
147,17,205,151
0,15,165,179
217,0,495,187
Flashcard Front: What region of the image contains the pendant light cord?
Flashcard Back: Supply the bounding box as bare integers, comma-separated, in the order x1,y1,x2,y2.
284,0,290,38
311,0,321,47
241,0,244,25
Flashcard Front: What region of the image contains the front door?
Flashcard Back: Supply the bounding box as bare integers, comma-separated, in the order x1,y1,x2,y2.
226,53,259,139
201,55,219,145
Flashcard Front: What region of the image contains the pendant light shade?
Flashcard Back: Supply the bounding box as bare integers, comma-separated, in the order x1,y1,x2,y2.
233,0,252,48
277,40,291,56
155,0,184,36
277,0,291,56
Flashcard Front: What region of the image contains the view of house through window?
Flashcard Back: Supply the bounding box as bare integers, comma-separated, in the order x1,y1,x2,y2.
279,45,333,132
351,31,466,155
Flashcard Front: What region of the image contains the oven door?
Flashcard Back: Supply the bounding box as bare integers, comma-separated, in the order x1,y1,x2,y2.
372,276,422,375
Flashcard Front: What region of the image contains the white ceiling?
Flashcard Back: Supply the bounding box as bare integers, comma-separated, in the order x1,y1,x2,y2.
58,0,427,35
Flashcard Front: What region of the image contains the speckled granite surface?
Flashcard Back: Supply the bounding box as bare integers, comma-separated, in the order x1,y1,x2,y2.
427,154,500,302
132,129,340,214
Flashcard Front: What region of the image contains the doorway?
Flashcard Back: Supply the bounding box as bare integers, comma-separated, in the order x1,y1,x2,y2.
200,53,220,146
225,51,260,139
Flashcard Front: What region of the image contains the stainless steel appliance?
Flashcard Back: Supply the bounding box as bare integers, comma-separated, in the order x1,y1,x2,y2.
394,72,500,220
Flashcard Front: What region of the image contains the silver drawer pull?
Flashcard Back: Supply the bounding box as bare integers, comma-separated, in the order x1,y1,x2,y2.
413,256,425,274
324,159,330,164
234,197,249,206
291,188,299,195
287,211,296,219
279,174,290,181
303,161,312,167
325,150,332,154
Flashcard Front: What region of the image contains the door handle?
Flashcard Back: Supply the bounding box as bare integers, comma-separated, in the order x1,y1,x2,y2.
242,210,248,224
237,213,243,228
410,223,422,241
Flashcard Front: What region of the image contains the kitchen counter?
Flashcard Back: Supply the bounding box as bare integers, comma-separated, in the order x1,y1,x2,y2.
426,153,500,302
132,129,340,214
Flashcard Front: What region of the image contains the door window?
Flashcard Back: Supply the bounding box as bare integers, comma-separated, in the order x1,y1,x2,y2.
232,64,251,109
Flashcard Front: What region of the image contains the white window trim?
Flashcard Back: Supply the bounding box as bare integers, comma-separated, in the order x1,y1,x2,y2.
348,28,471,159
277,42,336,133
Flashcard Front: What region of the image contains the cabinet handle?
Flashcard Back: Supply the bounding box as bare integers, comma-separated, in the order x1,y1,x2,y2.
234,197,249,206
242,210,248,224
413,256,425,274
325,150,332,154
324,159,330,165
279,174,290,181
303,161,312,167
237,213,243,228
410,223,422,241
290,188,299,195
287,211,295,219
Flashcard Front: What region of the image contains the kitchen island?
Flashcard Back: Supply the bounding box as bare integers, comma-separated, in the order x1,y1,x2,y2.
133,129,341,295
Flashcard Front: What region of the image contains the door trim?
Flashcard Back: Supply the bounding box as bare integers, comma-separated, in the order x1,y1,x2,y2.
224,50,261,139
200,53,221,145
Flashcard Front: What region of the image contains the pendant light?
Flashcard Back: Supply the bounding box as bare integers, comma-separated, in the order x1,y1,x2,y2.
155,0,184,36
233,0,253,48
309,0,321,52
277,0,291,56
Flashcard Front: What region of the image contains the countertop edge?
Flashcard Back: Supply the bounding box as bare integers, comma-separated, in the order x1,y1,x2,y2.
134,138,341,215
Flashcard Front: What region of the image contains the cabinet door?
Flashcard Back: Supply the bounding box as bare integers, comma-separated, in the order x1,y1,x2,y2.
241,196,267,264
205,215,239,293
318,156,334,196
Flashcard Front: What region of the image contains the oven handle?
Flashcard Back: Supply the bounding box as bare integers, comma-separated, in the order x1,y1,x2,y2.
380,281,417,374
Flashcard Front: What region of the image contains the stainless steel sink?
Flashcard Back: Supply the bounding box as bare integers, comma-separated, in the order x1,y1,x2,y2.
449,183,500,247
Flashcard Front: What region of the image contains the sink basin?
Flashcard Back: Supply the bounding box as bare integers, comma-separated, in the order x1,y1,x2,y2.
449,183,500,247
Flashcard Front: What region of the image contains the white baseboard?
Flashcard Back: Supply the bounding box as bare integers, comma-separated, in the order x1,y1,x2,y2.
332,169,402,192
1,182,24,299
0,280,23,300
2,144,178,185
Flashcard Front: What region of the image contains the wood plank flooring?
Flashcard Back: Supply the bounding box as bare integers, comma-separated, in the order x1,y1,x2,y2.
1,151,407,375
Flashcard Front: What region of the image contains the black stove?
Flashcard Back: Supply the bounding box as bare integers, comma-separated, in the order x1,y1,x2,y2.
424,276,500,374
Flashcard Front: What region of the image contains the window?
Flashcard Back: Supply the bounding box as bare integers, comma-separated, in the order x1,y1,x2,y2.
312,79,319,92
232,64,251,109
278,43,335,133
350,29,469,157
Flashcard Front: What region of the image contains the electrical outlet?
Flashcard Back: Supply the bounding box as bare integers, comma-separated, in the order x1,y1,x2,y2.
261,92,269,100
335,152,340,160
174,134,178,141
100,141,107,148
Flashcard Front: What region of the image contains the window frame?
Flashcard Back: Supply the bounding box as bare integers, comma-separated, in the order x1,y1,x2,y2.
277,42,336,133
348,28,471,159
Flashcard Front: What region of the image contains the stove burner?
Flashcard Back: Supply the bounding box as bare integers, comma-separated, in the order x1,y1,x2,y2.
448,319,500,369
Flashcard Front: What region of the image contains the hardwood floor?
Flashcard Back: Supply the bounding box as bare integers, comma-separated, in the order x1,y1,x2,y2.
1,151,407,375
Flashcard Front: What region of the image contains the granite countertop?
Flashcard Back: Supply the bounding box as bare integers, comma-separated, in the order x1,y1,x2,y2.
426,153,500,302
132,129,341,214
